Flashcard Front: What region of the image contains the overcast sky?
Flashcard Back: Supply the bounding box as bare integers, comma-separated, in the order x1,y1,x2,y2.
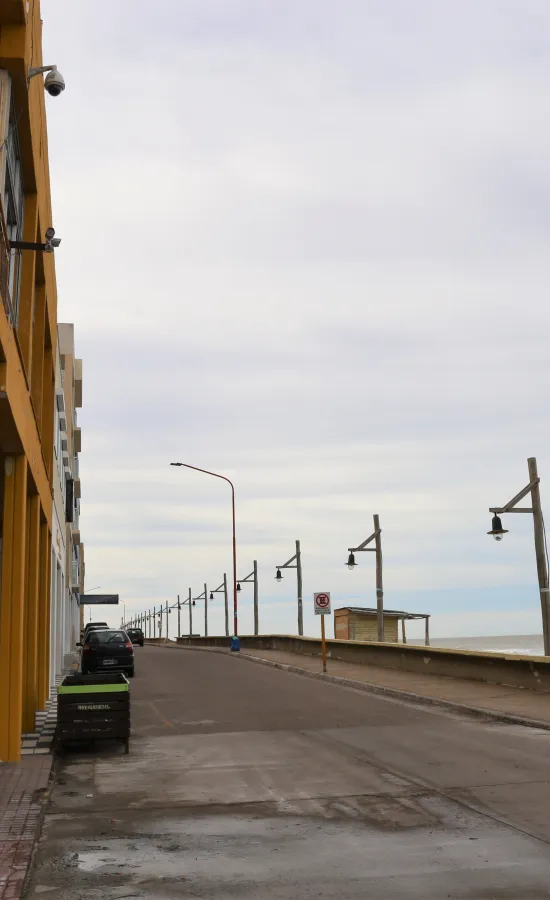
41,0,550,639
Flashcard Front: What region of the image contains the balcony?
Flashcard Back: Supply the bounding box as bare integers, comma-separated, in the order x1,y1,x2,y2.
0,208,15,326
70,558,80,589
73,426,81,453
74,359,83,408
74,477,81,499
0,0,27,24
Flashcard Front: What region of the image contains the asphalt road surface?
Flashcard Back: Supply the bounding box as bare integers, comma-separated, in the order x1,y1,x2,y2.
25,645,550,898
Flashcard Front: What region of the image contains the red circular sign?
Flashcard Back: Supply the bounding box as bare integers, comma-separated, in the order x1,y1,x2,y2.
316,593,330,608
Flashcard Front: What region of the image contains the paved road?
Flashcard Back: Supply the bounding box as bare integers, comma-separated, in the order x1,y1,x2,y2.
25,645,550,898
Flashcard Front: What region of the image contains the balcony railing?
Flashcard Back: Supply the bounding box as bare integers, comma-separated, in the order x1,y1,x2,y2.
0,207,15,326
70,558,80,589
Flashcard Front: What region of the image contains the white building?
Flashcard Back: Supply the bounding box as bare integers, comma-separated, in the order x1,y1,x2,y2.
50,324,83,688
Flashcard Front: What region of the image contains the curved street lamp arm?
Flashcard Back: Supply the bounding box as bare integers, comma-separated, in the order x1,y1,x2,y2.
170,461,238,636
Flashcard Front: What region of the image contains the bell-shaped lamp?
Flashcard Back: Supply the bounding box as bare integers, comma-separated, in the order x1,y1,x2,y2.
487,514,508,542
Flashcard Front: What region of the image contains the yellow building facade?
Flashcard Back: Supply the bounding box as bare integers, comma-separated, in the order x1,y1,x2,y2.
0,1,60,762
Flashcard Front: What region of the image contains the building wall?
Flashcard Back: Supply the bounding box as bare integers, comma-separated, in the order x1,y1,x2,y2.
334,609,349,640
58,323,83,649
0,1,60,762
349,613,399,643
334,610,399,643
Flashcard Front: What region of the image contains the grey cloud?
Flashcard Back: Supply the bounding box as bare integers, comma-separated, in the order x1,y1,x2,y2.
42,0,550,636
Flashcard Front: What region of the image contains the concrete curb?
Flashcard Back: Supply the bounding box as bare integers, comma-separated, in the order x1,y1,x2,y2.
146,641,550,733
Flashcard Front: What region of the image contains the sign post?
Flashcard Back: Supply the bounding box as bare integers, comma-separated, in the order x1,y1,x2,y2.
314,592,331,673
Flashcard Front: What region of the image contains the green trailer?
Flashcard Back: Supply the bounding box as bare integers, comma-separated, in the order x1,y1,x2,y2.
56,672,130,753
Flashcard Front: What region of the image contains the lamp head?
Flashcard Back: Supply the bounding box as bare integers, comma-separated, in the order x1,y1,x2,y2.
487,514,508,541
347,551,357,570
237,582,241,592
275,568,283,581
210,592,214,600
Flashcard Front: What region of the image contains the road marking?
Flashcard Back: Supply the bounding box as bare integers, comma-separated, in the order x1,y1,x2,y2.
148,701,174,728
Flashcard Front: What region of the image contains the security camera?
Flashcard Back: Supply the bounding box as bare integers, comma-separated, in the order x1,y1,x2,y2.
44,68,65,97
44,226,62,253
44,238,61,253
28,65,65,97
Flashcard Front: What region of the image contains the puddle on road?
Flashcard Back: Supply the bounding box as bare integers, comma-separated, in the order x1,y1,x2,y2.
74,839,188,877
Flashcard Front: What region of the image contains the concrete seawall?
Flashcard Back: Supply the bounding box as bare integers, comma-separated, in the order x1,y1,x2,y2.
174,634,550,692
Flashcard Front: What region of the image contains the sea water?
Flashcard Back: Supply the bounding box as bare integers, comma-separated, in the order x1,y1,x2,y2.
425,634,544,656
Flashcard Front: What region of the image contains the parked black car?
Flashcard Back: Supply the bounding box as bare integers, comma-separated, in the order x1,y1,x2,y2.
81,622,109,642
79,629,135,677
127,628,144,647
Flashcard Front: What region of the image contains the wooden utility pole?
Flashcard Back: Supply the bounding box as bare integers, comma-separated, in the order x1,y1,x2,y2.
374,514,384,642
296,540,303,636
528,458,550,654
490,457,549,656
188,587,193,637
347,515,384,640
275,541,304,636
253,560,259,635
177,595,180,639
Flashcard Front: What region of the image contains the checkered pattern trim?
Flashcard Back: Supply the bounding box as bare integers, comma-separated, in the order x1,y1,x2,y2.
20,654,80,756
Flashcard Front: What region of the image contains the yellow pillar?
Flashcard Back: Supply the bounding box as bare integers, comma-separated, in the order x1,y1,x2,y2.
0,455,28,763
22,494,40,734
37,521,51,709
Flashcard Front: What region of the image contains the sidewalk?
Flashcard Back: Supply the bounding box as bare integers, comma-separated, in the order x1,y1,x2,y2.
0,651,79,899
237,648,550,727
0,756,52,899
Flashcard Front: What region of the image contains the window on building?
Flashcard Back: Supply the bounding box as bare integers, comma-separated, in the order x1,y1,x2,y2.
2,98,24,323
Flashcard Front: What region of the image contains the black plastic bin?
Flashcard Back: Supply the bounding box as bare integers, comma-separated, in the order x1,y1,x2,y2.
56,672,130,753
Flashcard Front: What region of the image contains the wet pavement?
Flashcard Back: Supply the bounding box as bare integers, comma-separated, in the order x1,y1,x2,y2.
24,645,550,898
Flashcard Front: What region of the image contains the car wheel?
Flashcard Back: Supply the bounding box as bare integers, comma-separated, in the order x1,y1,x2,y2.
128,666,135,678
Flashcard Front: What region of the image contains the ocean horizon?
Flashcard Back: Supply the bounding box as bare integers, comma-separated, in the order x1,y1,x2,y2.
413,633,544,656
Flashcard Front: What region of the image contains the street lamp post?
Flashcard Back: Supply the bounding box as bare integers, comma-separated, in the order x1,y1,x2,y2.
237,561,259,635
165,600,171,643
193,586,208,636
346,514,384,641
188,587,194,636
210,574,229,636
488,456,550,655
170,462,238,636
275,540,303,636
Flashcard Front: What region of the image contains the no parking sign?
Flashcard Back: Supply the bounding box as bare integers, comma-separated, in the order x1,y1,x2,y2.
314,592,331,615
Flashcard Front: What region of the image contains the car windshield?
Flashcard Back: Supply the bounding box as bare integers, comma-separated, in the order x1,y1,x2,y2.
88,631,127,644
128,630,141,635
